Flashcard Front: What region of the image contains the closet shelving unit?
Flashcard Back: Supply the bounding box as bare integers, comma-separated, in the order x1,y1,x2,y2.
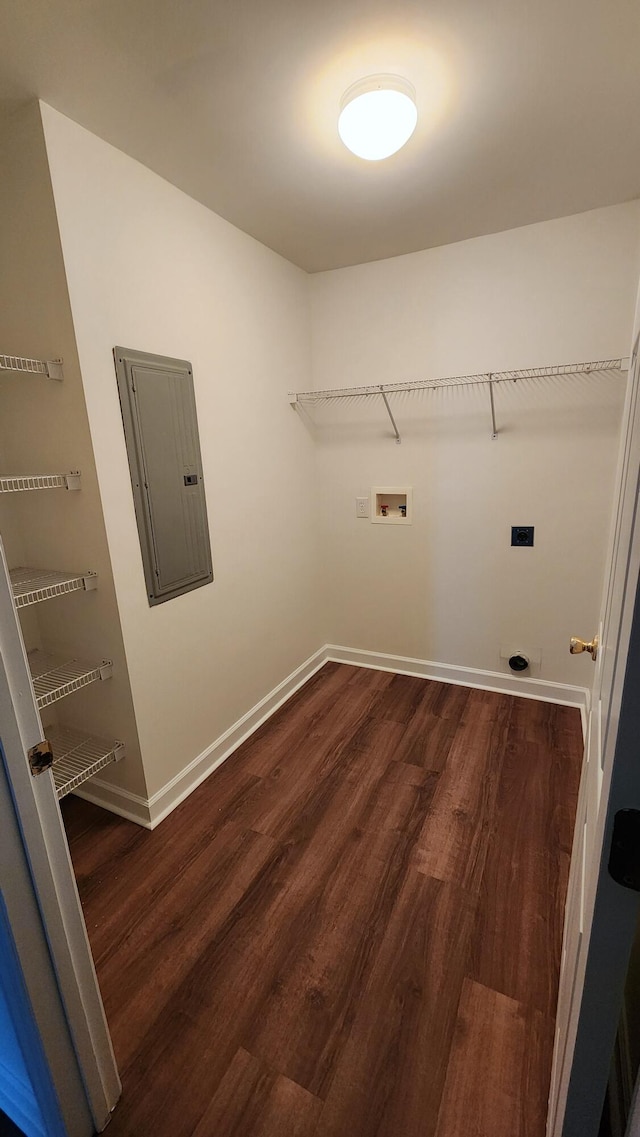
289,357,629,442
0,353,64,380
10,567,97,608
28,650,113,711
1,471,81,492
47,725,125,800
1,352,124,797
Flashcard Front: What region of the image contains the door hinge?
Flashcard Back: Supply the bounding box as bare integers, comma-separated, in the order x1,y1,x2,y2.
609,810,640,891
28,739,53,777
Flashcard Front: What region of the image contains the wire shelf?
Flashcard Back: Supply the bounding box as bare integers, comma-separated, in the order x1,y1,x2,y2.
28,650,112,710
10,567,98,608
47,724,125,799
289,358,628,403
0,472,81,493
289,356,629,443
0,354,63,381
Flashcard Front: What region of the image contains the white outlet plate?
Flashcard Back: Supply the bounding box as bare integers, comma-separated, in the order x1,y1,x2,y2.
356,497,369,518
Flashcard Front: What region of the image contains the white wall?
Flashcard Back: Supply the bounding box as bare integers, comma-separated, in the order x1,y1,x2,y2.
309,204,640,685
18,99,640,813
40,103,321,800
0,102,146,798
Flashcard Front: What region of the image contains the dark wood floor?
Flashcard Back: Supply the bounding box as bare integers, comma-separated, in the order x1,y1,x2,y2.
63,663,583,1137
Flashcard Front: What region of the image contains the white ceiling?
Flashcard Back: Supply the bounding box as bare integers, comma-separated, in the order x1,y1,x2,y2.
1,0,639,272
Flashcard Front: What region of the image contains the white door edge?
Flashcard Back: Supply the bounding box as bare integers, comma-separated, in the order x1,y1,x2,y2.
0,538,120,1130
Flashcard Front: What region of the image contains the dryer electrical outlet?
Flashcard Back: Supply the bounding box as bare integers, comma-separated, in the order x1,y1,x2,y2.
511,525,534,547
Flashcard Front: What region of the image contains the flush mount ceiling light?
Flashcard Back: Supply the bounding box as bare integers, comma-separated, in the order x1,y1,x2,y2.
338,75,418,161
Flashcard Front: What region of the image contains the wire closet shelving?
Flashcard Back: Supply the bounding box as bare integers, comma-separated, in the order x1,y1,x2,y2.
288,357,629,443
0,353,64,380
9,567,98,608
47,725,125,799
0,472,81,493
2,346,124,796
28,650,113,711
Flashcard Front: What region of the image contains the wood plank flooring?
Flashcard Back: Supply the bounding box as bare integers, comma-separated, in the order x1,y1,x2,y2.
62,663,583,1137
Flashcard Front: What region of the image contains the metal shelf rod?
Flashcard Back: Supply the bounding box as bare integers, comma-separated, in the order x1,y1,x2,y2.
289,357,628,441
288,358,627,404
379,386,401,444
489,378,498,440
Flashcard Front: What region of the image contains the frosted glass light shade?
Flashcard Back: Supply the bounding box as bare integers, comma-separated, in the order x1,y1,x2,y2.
338,76,417,161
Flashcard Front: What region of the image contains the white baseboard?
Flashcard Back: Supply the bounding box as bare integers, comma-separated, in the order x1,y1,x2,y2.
78,642,588,830
324,644,590,712
72,779,152,828
147,646,328,828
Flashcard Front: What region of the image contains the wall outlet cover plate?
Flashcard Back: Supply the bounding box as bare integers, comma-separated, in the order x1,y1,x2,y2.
511,525,534,547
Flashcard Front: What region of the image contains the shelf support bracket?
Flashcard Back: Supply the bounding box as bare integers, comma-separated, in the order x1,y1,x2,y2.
380,387,401,444
489,375,498,439
45,360,64,381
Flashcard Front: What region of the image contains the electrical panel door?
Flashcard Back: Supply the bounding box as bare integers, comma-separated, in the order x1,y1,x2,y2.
114,347,213,605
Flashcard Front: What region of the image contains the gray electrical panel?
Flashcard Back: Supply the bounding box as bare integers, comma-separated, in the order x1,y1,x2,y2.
114,347,213,605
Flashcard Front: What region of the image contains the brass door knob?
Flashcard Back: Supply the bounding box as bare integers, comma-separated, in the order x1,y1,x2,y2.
570,635,599,661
